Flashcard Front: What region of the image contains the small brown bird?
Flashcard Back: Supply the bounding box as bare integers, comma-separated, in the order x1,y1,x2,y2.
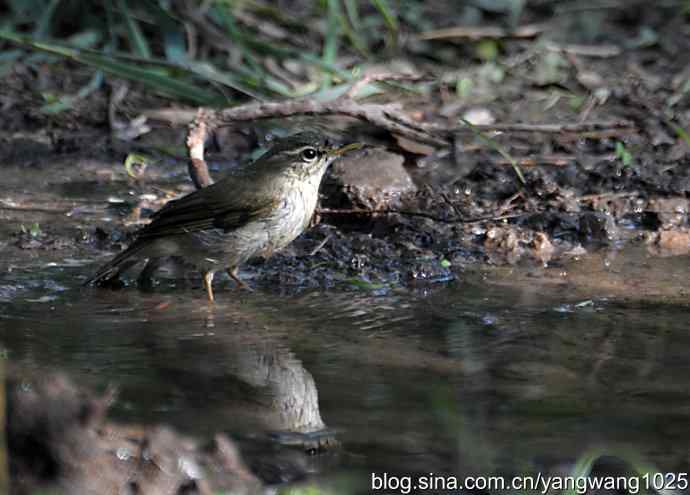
84,131,358,301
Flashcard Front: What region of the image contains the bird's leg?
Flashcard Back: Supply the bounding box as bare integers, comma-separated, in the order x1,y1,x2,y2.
227,267,253,291
202,271,215,302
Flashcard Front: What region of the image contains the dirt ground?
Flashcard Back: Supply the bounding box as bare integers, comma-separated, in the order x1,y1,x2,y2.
2,40,689,292
1,4,689,293
0,2,689,492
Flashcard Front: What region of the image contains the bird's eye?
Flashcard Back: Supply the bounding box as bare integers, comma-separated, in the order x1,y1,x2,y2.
301,148,318,161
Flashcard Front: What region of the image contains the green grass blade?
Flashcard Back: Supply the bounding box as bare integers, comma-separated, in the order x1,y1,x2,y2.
339,2,369,57
460,118,526,184
234,29,351,82
78,53,226,105
117,0,151,58
0,30,285,103
33,0,60,39
0,30,227,105
143,0,186,63
344,0,361,27
321,0,341,89
211,4,260,71
671,123,690,146
183,60,266,101
370,0,399,34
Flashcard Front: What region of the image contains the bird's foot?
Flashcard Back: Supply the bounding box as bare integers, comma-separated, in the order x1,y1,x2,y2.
227,268,253,291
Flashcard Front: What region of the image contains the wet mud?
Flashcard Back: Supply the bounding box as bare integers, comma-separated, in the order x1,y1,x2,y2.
1,4,689,492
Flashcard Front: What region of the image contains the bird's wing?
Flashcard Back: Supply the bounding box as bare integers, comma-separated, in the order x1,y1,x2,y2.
137,177,277,238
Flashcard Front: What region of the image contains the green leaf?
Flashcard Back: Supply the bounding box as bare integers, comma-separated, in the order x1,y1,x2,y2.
534,51,567,86
22,222,43,237
568,94,586,111
344,277,387,290
66,30,102,49
40,95,76,113
124,153,151,178
456,77,473,99
476,39,499,62
30,223,42,237
615,141,633,167
671,123,690,147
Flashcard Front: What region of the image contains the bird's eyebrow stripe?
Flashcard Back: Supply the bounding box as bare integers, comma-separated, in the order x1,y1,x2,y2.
283,145,320,156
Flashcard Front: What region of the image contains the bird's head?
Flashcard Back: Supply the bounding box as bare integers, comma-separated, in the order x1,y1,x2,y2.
254,131,361,179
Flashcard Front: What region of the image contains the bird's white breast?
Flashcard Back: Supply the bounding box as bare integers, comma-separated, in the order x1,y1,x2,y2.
261,171,325,256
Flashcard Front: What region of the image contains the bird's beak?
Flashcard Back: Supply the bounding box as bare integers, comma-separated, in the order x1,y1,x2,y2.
327,142,363,157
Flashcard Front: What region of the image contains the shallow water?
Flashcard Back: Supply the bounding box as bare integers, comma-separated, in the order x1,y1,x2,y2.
1,247,690,486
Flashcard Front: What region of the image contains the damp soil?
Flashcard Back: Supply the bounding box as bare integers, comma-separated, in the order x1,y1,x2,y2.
1,8,690,494
2,50,689,293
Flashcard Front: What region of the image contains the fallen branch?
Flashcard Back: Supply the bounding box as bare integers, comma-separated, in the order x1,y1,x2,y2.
210,94,447,146
577,191,639,202
317,207,527,225
384,112,635,139
185,75,448,189
343,72,431,99
493,155,574,167
309,234,332,256
184,74,637,189
186,108,214,188
544,41,622,58
449,121,636,135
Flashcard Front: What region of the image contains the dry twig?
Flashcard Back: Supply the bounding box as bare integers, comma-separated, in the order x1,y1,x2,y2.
184,74,637,189
344,72,430,99
544,41,622,58
309,234,332,256
416,24,546,41
211,97,448,145
186,108,213,188
185,76,448,188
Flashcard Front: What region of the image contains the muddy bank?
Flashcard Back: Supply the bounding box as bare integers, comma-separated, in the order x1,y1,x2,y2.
1,119,688,295
1,6,689,293
0,0,688,299
0,77,687,295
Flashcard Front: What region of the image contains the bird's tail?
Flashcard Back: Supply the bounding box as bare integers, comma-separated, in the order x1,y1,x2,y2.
83,241,147,287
